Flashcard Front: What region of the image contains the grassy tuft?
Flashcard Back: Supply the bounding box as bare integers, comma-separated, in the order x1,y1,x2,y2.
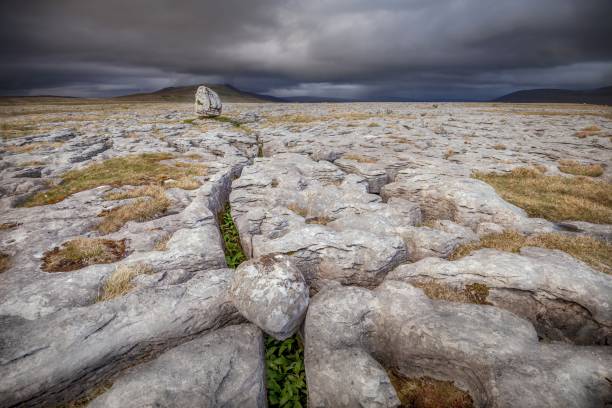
473,167,612,223
218,203,247,268
62,381,114,408
575,125,601,138
42,238,126,272
153,233,172,251
22,153,206,207
388,370,474,408
412,281,490,305
0,252,10,273
209,115,242,127
450,230,611,274
443,149,455,160
97,191,171,234
97,263,154,302
558,160,603,177
265,335,307,408
342,153,378,163
493,143,506,150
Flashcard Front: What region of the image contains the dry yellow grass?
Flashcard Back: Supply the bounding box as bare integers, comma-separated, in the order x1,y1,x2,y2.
266,112,380,124
0,222,19,230
153,233,172,251
388,370,474,408
450,230,611,274
42,238,126,272
22,153,206,207
411,280,490,305
63,381,113,408
97,263,154,302
342,153,378,163
473,167,612,223
493,143,506,150
443,149,455,159
558,160,604,177
575,125,602,138
1,141,63,153
0,252,10,273
287,203,309,218
97,186,171,234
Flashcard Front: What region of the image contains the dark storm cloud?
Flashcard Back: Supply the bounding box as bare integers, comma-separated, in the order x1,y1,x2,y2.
1,0,611,99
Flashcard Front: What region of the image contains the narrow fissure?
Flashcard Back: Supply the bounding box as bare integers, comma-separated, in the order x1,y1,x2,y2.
217,201,308,407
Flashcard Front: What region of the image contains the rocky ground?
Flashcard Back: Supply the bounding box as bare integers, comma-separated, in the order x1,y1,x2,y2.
1,101,611,407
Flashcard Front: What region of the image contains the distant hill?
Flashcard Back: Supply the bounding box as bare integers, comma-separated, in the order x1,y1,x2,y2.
495,86,612,105
114,84,282,103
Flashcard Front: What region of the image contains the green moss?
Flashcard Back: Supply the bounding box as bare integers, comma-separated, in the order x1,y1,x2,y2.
266,334,308,408
210,115,242,127
218,203,247,268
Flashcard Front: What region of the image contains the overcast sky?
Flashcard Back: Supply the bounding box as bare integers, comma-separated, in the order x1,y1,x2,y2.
1,0,611,100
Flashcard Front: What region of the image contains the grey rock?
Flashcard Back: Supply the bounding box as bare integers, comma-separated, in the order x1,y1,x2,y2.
387,248,612,345
230,254,309,340
0,269,240,407
89,324,266,408
195,86,222,117
304,281,612,408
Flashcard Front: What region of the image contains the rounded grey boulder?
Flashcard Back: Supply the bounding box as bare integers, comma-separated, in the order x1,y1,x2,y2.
195,85,222,117
229,254,309,340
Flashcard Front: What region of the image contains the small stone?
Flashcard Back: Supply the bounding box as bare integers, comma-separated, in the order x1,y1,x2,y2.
229,254,309,340
194,85,222,117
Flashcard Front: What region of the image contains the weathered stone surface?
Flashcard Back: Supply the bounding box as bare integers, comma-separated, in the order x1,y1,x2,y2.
305,281,612,407
381,171,556,233
230,153,410,290
195,85,222,117
1,101,610,406
0,269,240,407
88,324,266,408
230,254,309,340
388,248,612,345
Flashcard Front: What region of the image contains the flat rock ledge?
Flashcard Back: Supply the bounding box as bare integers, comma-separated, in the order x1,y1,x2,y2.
388,248,612,345
304,281,612,407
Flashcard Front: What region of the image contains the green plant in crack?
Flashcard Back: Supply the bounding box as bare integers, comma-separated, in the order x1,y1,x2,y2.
266,334,308,407
218,203,247,268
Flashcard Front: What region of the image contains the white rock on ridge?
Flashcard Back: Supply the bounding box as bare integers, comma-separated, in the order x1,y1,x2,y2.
230,254,309,340
195,85,222,117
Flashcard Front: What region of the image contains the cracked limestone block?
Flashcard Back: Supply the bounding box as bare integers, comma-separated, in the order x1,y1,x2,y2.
195,85,222,117
387,247,612,345
229,254,309,340
0,269,241,407
230,153,410,290
381,171,555,233
88,324,266,408
304,281,612,408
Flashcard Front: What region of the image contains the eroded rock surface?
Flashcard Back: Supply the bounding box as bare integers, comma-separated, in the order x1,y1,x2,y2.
304,281,612,407
230,254,309,340
388,248,612,345
1,101,610,407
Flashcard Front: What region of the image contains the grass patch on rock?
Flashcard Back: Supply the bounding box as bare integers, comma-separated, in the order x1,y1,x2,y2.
218,203,247,268
473,167,612,223
388,370,474,408
21,153,206,207
557,160,604,177
412,281,490,305
450,230,611,274
98,185,171,233
265,334,308,408
97,263,154,302
42,238,126,272
0,252,10,273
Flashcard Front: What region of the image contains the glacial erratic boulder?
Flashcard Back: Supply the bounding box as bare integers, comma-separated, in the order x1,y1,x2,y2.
229,254,309,340
195,85,222,117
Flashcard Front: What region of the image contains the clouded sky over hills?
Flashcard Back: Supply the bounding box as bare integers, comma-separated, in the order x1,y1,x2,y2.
1,0,612,100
